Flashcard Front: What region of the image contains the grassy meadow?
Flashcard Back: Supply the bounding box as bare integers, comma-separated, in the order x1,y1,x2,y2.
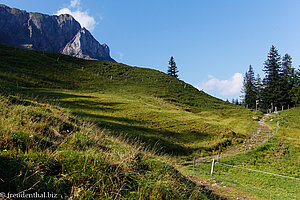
0,92,209,199
182,107,300,199
0,43,261,157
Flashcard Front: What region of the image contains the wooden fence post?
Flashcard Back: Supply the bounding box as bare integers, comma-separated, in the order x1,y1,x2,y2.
193,157,195,168
211,159,215,175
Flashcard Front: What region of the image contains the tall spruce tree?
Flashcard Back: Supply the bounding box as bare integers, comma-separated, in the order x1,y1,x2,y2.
255,74,262,102
261,45,281,109
167,56,179,78
280,54,295,107
290,68,300,106
242,65,257,109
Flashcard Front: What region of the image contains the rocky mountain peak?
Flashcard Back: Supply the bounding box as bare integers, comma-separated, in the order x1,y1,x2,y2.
0,4,115,62
62,27,115,61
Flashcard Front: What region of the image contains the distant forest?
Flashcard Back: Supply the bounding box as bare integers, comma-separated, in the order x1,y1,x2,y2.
241,45,300,110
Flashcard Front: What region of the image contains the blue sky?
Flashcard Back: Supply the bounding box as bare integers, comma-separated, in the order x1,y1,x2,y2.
2,0,300,101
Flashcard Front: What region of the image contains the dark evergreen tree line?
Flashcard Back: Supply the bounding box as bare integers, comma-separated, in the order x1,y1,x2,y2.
242,45,300,110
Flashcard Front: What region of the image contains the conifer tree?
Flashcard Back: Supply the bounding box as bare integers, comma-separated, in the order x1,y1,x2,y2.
290,68,300,106
261,45,281,109
235,98,239,105
255,74,262,101
280,54,295,107
242,65,257,109
167,56,179,78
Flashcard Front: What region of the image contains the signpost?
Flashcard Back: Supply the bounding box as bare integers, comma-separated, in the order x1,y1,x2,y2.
256,100,259,110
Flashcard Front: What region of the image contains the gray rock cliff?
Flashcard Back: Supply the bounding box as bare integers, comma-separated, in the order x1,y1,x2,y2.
62,28,115,62
0,4,115,62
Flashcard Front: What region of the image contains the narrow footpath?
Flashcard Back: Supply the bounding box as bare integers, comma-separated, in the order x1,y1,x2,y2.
182,114,275,200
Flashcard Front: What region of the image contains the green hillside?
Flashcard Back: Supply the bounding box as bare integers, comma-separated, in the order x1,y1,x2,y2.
0,93,208,199
184,108,300,199
0,44,261,157
0,43,231,111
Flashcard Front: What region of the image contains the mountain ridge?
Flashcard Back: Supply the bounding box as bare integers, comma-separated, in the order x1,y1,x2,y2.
0,4,115,62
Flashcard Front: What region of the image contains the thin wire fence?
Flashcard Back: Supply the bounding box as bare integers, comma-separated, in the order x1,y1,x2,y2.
214,175,284,200
208,117,299,181
215,161,300,181
189,116,299,198
208,160,299,199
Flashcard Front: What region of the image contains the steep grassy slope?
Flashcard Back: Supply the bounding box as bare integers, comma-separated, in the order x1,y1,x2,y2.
0,93,208,199
0,43,230,111
184,108,300,199
0,44,261,157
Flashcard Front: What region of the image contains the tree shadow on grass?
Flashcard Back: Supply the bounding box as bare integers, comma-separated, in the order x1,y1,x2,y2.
24,89,95,100
72,111,212,156
1,86,94,100
1,87,213,156
72,111,142,125
0,72,71,89
62,99,123,112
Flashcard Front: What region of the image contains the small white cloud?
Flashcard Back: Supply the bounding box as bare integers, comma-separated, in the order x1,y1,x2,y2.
119,53,124,60
56,0,96,31
198,73,244,97
70,0,80,8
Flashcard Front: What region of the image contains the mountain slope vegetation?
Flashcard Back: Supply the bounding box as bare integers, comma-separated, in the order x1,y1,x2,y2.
0,43,261,157
0,92,209,199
